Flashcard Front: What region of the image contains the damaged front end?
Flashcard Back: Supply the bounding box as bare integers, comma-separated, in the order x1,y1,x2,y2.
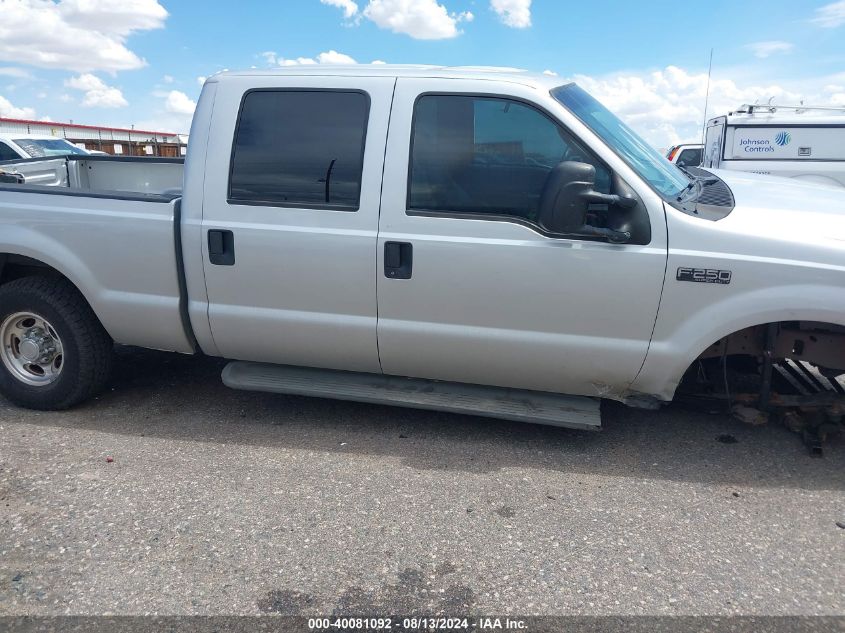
677,321,845,455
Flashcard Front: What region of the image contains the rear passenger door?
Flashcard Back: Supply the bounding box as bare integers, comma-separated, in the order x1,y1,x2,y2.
200,76,395,372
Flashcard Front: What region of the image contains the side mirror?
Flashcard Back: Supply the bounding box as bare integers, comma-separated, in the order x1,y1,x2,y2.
538,161,634,243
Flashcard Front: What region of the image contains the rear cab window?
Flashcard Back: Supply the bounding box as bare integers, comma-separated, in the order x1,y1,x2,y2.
228,89,370,210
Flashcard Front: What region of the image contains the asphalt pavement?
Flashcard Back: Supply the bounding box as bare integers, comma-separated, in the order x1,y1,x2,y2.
1,346,843,616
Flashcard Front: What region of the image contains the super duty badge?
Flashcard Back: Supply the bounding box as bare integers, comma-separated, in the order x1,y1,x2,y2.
676,267,732,285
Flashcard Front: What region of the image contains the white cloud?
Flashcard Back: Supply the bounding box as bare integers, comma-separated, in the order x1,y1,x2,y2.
162,74,174,84
270,50,358,66
164,90,196,115
320,0,359,19
320,0,473,39
745,41,794,59
65,73,128,107
197,76,207,86
570,65,809,149
371,59,387,64
823,83,845,105
0,94,35,118
0,0,167,73
542,69,557,76
811,0,845,27
363,0,472,39
490,0,531,28
0,67,32,79
316,50,357,64
59,0,168,34
278,56,318,66
132,90,197,134
260,51,278,65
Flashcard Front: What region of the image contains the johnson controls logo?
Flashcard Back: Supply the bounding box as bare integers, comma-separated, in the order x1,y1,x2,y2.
738,131,791,154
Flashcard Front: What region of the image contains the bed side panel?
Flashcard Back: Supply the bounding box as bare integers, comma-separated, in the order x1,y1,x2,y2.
0,190,193,353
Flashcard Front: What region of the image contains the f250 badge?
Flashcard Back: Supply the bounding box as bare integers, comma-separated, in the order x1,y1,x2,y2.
676,267,732,285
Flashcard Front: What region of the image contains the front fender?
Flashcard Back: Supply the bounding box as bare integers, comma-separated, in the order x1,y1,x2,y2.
630,284,845,401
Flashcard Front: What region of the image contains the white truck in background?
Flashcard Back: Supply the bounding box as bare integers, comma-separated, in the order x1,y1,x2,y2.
666,144,703,168
0,134,91,161
1,66,845,434
703,105,845,188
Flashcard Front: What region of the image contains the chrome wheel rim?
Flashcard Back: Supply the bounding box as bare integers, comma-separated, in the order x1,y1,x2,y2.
0,312,64,386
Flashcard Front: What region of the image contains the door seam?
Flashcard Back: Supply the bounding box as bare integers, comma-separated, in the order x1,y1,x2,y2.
374,77,398,374
627,201,670,393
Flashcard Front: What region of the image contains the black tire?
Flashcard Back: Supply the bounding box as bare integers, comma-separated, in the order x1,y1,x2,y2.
0,276,112,410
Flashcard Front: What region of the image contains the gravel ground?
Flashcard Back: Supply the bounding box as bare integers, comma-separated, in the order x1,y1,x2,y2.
0,346,843,616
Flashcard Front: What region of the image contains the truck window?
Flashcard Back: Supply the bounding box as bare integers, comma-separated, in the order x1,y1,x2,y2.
229,90,369,209
677,148,702,167
12,138,87,157
0,141,20,162
408,94,610,224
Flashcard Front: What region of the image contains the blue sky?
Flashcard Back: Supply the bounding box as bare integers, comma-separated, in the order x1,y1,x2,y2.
1,0,844,148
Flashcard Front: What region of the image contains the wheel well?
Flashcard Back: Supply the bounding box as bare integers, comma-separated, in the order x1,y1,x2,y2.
695,321,845,373
0,254,67,286
0,254,112,346
679,320,845,402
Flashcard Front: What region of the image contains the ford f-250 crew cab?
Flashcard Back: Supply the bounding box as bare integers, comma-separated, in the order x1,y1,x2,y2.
1,66,844,430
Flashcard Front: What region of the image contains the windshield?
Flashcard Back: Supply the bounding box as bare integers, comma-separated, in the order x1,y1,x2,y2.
551,84,690,199
14,138,88,158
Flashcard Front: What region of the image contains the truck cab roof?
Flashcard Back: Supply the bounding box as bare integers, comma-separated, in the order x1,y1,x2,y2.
210,64,566,90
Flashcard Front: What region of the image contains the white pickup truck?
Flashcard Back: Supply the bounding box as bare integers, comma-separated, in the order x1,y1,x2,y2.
1,66,844,430
0,133,91,161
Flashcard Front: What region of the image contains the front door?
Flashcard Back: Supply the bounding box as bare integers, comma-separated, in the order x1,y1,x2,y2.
376,79,668,398
200,76,395,373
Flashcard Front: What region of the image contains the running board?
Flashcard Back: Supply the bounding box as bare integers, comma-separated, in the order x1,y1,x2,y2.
222,362,601,431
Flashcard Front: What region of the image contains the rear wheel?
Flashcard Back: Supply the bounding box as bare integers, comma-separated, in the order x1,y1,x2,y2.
0,276,112,410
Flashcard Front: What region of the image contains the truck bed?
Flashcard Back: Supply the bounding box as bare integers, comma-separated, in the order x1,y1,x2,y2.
0,155,184,197
0,155,194,354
